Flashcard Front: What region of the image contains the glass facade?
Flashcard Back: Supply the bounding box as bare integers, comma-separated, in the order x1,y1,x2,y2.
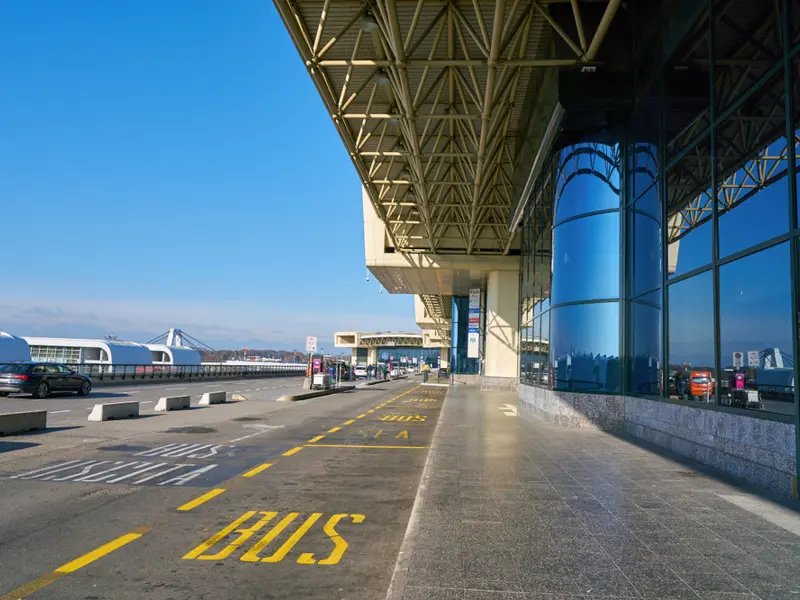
519,0,798,420
375,346,440,368
30,345,81,364
450,296,481,374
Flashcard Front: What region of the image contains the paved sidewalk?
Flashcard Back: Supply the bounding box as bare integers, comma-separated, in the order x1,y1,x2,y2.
393,386,800,600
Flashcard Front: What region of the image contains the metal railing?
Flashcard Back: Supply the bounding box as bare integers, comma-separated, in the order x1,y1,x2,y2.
0,362,305,383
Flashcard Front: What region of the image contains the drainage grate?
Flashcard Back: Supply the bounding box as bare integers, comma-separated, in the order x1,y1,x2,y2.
97,445,150,452
166,426,218,434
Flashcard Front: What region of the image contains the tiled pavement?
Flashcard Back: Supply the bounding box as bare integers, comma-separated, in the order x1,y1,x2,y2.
397,386,800,600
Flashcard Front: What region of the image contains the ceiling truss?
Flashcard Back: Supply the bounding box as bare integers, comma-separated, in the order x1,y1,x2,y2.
274,0,621,255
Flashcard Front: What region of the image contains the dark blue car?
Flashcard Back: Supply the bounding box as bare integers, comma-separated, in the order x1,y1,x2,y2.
0,362,92,398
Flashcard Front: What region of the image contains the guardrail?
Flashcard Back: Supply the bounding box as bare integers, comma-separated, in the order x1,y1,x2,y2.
0,362,305,384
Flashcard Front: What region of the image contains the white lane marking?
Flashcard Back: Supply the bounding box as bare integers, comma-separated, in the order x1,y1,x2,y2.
141,400,154,404
165,387,187,390
50,410,71,414
116,390,139,395
228,424,286,443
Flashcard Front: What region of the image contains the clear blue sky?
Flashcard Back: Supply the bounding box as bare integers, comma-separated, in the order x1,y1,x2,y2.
0,0,415,350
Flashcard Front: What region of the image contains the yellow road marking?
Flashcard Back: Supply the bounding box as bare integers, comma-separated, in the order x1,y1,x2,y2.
356,414,366,419
283,446,304,456
367,409,375,413
178,488,226,511
304,444,427,449
241,463,273,478
343,419,355,425
327,426,341,433
308,435,325,443
0,527,151,600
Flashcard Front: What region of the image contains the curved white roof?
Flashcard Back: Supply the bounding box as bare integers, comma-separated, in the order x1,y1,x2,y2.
23,337,153,365
145,344,201,366
0,332,31,362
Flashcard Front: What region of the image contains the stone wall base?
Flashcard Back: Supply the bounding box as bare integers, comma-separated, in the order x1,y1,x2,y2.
480,376,519,392
519,383,797,496
519,384,624,432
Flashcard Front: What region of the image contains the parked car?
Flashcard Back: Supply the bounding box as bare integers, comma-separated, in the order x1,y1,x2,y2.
354,365,368,379
0,362,92,398
390,368,400,377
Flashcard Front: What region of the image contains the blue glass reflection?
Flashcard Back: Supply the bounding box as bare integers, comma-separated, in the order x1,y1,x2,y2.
718,177,788,258
550,302,620,393
629,298,662,396
668,271,714,371
668,219,712,278
632,212,661,296
552,213,620,304
555,173,620,223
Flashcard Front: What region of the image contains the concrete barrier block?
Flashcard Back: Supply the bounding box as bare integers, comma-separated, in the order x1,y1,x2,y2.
231,393,248,401
88,401,140,422
154,395,191,412
199,391,226,405
0,410,47,436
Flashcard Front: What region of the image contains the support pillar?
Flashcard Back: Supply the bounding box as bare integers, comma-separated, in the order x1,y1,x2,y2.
482,270,520,391
367,347,377,366
439,347,449,369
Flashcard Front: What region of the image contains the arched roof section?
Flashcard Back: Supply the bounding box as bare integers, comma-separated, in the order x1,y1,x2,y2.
0,332,31,362
145,344,201,366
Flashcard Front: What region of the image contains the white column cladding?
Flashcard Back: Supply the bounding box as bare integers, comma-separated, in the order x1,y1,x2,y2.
440,348,450,369
367,347,377,365
484,270,520,378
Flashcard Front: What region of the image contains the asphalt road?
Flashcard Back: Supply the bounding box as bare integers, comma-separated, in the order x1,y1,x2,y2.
0,377,446,600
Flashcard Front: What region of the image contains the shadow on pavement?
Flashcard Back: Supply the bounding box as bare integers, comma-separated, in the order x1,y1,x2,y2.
0,441,39,454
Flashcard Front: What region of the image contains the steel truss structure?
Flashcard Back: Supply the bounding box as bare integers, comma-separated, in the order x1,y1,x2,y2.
666,0,792,243
358,333,424,347
274,0,621,255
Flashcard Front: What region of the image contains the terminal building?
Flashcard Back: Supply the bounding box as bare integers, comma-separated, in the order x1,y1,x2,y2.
0,333,202,366
334,331,445,369
277,0,800,494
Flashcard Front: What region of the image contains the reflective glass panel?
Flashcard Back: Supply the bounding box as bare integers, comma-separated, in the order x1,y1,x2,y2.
630,207,661,297
716,68,788,258
550,302,620,393
668,218,712,278
629,292,662,397
668,271,714,401
552,213,620,304
719,242,793,415
555,144,620,224
539,306,551,387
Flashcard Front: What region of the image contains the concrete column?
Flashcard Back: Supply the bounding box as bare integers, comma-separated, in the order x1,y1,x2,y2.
367,347,377,365
439,348,449,369
351,349,359,365
483,270,519,390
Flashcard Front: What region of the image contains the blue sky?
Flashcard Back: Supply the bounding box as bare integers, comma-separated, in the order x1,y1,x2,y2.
0,0,415,350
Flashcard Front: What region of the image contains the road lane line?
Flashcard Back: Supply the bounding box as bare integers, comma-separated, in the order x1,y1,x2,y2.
308,435,325,443
282,446,304,457
241,463,273,478
327,426,341,433
228,424,285,443
305,444,428,449
356,414,366,419
177,489,226,512
343,419,355,425
367,409,375,413
0,527,150,600
140,400,153,404
50,410,70,414
165,387,187,390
